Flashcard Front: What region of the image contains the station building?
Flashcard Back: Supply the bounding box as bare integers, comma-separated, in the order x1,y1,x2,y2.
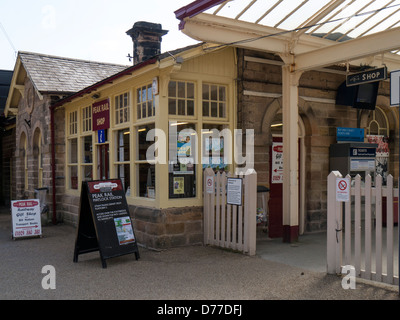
3,10,399,248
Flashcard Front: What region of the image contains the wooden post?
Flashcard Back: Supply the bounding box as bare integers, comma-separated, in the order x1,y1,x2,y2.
327,171,342,274
244,168,257,256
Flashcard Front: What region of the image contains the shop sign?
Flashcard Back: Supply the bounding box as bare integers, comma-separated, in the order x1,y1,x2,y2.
11,199,42,239
92,99,110,131
346,67,387,87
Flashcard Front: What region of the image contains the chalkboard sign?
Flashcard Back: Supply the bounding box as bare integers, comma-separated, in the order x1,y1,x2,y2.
73,179,139,268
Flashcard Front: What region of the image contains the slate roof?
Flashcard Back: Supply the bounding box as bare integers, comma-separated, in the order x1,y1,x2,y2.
19,51,128,94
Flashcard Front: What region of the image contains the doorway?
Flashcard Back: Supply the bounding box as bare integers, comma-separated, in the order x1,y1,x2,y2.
267,112,306,238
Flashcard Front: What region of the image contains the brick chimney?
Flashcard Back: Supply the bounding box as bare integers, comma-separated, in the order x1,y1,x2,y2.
126,22,169,65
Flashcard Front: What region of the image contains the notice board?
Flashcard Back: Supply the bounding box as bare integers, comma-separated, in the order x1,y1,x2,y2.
73,179,139,268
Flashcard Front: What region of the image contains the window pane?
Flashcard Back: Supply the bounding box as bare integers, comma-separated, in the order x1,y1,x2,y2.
211,102,218,117
147,84,152,100
117,130,130,162
187,100,194,116
168,122,196,199
203,84,209,100
168,81,176,97
219,86,226,101
187,82,194,99
117,163,130,192
83,136,92,163
147,101,152,117
178,82,185,98
138,163,155,198
211,85,218,100
219,103,226,118
82,165,92,181
203,101,209,116
70,166,78,190
137,104,142,119
137,88,141,103
142,103,147,118
70,138,78,163
169,99,176,115
178,100,185,115
137,124,155,161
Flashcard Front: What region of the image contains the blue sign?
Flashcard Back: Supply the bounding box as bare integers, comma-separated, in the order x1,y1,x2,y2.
98,130,106,144
337,127,364,142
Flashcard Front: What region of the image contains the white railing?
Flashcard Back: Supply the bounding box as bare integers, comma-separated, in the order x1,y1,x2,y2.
203,168,257,255
327,171,399,286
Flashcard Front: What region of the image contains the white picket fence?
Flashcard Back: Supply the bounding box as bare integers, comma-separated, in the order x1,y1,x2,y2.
327,171,399,286
203,168,257,255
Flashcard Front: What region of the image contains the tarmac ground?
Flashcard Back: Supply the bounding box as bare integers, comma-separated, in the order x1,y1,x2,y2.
0,207,399,306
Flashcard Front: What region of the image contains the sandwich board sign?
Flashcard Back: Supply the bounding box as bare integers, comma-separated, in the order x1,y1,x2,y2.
11,199,42,239
73,179,139,268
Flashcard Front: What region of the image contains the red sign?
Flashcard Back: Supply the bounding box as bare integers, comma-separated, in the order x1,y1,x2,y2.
13,200,39,208
92,99,110,131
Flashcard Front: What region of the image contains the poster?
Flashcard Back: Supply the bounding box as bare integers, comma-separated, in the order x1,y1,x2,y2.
176,132,194,174
177,132,192,157
114,216,135,245
11,199,42,239
271,142,283,184
227,178,243,206
173,177,184,194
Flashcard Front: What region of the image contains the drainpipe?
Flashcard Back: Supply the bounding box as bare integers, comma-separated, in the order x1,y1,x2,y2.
50,104,57,225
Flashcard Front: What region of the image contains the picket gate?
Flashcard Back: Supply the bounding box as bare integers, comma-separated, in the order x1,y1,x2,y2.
203,168,257,255
327,171,399,286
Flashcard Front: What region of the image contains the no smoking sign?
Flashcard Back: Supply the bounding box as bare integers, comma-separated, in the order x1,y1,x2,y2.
336,177,350,202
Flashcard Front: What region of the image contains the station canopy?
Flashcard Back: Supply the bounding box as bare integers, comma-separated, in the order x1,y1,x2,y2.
175,0,400,72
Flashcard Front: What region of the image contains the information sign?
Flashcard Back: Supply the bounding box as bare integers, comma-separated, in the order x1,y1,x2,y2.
271,142,283,184
227,178,243,206
336,178,350,202
11,199,42,239
73,179,139,268
205,175,214,194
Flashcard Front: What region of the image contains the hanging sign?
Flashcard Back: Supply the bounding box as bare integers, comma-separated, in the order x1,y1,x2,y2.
73,179,139,268
346,67,387,87
11,199,42,239
336,178,350,202
92,99,110,131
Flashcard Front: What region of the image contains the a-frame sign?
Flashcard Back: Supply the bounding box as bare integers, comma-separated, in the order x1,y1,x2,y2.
73,179,139,268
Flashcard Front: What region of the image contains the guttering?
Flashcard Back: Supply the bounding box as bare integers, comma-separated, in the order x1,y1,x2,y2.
175,0,226,30
49,58,157,225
